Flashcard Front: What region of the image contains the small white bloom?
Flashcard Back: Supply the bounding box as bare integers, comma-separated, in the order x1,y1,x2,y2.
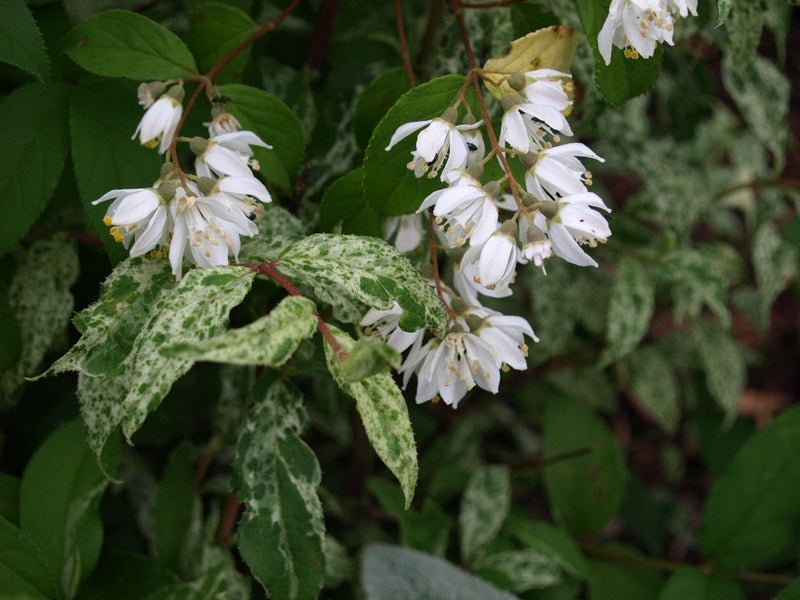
385,112,483,181
133,94,183,154
137,81,166,109
471,311,538,371
459,224,520,298
598,0,676,66
517,211,553,271
383,214,424,253
403,329,501,407
360,301,424,354
168,185,259,279
204,110,242,137
194,131,271,178
93,186,170,257
536,192,612,268
521,69,573,112
499,100,573,155
418,171,499,248
667,0,697,17
525,142,604,200
463,128,486,165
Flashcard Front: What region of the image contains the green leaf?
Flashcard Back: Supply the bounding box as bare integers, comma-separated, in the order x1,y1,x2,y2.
69,79,163,262
474,550,561,593
0,474,20,526
20,419,120,597
77,548,180,600
693,320,745,421
589,550,665,600
76,266,254,455
0,82,69,257
361,544,517,600
154,444,199,572
364,74,466,215
576,0,663,107
163,296,317,366
752,222,798,327
64,9,198,79
510,3,560,38
217,84,305,191
0,291,21,371
238,204,306,264
0,0,49,82
716,0,733,25
324,536,353,588
354,67,411,149
324,327,418,508
278,233,447,332
188,3,257,84
143,561,249,600
338,336,401,382
505,514,589,580
700,405,800,569
460,465,511,564
620,347,680,435
40,257,175,379
543,395,625,537
0,515,60,599
0,237,79,406
318,168,383,238
775,579,800,600
722,54,790,171
658,568,745,600
233,379,325,600
599,258,655,366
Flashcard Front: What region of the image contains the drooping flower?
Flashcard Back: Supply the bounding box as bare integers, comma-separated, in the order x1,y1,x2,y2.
524,143,604,200
204,107,242,137
383,214,424,253
520,69,573,113
598,0,676,66
459,221,520,297
667,0,697,17
385,108,483,181
499,95,573,155
133,87,184,154
418,169,500,248
517,211,553,271
192,131,271,178
137,81,167,109
470,310,539,371
93,185,172,257
360,301,424,354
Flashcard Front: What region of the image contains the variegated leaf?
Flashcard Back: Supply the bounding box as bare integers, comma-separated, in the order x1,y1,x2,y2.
459,465,511,564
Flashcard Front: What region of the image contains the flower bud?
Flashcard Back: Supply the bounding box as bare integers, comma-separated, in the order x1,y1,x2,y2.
196,176,217,195
441,106,459,124
157,181,176,201
500,95,519,113
521,192,538,208
137,81,166,108
466,162,484,180
189,137,209,156
166,85,185,102
507,73,526,92
159,162,175,179
449,297,469,315
465,314,485,332
519,152,538,168
537,201,559,219
482,181,501,198
462,113,478,125
499,219,518,238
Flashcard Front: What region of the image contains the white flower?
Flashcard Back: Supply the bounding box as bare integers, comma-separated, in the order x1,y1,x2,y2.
471,311,538,371
402,329,501,407
667,0,697,17
463,128,486,165
194,131,271,178
521,69,573,112
459,224,520,298
499,99,573,155
383,214,424,253
517,211,553,271
598,0,675,66
385,112,483,180
204,110,242,137
360,301,424,354
133,93,183,154
137,81,166,109
525,143,604,200
168,185,259,278
535,192,612,268
418,171,499,248
93,186,170,257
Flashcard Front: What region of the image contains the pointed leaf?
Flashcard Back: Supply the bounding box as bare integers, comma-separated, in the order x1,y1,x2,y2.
459,465,511,564
0,0,49,83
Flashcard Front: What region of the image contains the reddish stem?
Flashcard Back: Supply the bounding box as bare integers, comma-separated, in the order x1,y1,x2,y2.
393,0,417,86
249,262,347,360
216,493,240,547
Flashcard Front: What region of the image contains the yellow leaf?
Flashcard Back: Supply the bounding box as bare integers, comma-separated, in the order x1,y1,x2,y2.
482,25,579,92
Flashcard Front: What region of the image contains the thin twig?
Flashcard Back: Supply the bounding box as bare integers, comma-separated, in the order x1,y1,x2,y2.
447,0,525,209
216,493,240,547
714,177,800,202
248,262,347,360
393,0,417,86
305,0,342,71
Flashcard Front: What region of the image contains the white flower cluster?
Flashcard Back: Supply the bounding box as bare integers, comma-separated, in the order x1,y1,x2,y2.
598,0,698,65
373,68,612,408
95,81,273,278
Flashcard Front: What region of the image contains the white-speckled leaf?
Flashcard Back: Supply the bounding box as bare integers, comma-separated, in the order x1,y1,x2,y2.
120,267,254,440
752,223,798,328
143,560,250,600
474,550,562,593
722,54,789,170
694,321,745,422
621,347,680,435
233,379,325,600
459,465,511,564
238,204,306,264
163,296,317,366
324,536,353,588
362,544,518,600
599,258,654,367
0,237,78,406
39,257,175,379
279,234,447,332
324,326,418,508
